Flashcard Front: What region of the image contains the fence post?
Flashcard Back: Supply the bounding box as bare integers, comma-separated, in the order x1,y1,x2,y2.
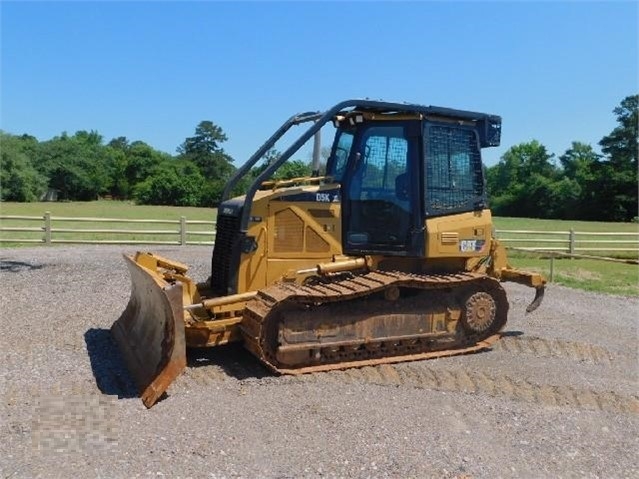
549,255,555,283
180,216,187,246
569,229,575,255
44,211,52,245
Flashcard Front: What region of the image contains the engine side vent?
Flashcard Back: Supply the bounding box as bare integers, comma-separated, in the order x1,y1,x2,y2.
306,226,330,253
440,232,459,245
274,209,304,252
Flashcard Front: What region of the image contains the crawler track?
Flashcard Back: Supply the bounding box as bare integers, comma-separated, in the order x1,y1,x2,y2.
241,270,509,373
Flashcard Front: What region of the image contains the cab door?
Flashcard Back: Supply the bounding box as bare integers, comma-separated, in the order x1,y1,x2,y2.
342,121,423,256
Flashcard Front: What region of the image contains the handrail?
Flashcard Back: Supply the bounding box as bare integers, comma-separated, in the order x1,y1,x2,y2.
221,111,323,202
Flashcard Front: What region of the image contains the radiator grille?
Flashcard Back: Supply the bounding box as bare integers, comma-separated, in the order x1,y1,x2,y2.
210,213,240,294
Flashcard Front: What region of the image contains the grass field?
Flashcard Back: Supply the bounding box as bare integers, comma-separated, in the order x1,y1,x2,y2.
508,255,638,297
1,201,638,296
489,217,637,296
0,200,216,221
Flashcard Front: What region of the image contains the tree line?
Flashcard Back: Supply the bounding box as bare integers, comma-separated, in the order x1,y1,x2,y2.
1,95,637,222
486,94,637,222
0,120,312,207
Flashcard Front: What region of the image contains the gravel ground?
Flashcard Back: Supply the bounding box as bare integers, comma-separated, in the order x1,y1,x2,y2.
1,245,637,479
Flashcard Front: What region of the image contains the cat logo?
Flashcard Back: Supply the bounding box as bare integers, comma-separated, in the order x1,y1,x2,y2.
460,239,485,252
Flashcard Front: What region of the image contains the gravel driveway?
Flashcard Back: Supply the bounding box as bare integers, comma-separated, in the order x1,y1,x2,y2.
1,246,637,478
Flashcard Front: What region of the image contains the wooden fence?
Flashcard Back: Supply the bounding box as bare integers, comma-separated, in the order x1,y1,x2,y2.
1,213,638,256
0,212,216,246
494,229,639,255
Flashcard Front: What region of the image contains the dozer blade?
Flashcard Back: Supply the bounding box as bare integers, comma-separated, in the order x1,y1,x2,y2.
111,254,186,408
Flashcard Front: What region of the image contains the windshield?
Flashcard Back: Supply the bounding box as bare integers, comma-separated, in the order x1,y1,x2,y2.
326,129,354,182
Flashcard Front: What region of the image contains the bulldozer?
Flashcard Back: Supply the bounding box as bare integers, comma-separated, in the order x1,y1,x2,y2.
112,99,546,408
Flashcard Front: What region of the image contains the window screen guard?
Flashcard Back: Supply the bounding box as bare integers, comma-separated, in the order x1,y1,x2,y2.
425,125,484,216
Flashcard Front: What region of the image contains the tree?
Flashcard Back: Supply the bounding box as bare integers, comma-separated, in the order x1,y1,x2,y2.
35,130,112,200
559,142,600,183
600,95,638,170
231,149,314,197
104,138,171,199
104,147,130,199
177,121,236,205
177,121,235,179
557,142,601,219
74,129,103,146
486,140,560,218
107,136,130,151
0,132,48,201
274,159,312,180
178,121,226,156
251,149,314,180
246,148,281,179
597,94,638,221
133,160,205,206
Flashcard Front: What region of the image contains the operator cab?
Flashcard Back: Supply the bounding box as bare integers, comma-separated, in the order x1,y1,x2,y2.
327,109,491,257
213,99,500,295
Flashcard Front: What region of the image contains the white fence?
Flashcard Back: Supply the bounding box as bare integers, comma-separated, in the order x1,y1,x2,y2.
0,212,216,246
1,213,638,256
494,229,639,255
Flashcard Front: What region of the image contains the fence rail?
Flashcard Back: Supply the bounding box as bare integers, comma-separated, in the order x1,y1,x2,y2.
494,229,639,255
1,213,638,256
0,212,216,246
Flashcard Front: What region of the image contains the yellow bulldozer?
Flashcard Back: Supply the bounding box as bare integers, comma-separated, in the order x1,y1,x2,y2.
112,99,546,408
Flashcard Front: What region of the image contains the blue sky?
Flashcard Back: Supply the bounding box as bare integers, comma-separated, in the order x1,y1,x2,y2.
1,1,637,167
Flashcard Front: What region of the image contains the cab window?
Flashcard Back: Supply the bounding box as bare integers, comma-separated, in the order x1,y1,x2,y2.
326,130,353,182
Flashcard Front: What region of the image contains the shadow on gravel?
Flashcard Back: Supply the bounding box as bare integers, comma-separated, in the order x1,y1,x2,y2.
0,259,45,272
84,328,138,399
85,327,272,400
186,343,273,380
